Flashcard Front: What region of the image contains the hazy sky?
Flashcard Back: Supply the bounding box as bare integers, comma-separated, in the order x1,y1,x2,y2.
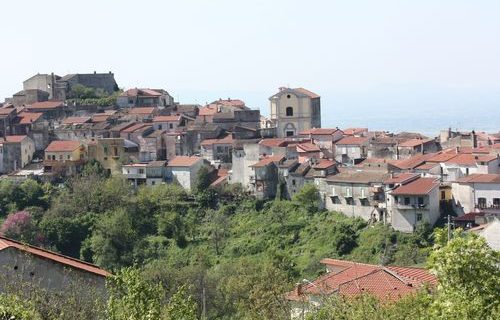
1,0,499,133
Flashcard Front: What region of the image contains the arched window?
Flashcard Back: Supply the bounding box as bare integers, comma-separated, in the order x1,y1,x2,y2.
286,106,293,116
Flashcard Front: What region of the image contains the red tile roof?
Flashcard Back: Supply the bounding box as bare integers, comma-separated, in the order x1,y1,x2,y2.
294,87,320,98
0,236,109,277
391,177,439,195
297,142,321,153
343,128,368,136
388,153,436,170
167,156,202,167
259,138,287,148
0,108,16,115
201,135,234,146
18,112,43,124
28,101,63,109
455,174,500,184
121,123,150,133
336,136,368,145
198,105,218,116
209,99,246,107
153,115,181,122
45,140,82,152
250,155,284,168
383,173,420,184
91,114,111,123
3,135,28,143
287,258,435,302
312,159,336,169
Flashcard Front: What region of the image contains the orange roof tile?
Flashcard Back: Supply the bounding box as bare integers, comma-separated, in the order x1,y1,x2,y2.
455,174,500,184
62,116,91,125
343,128,368,136
167,156,202,167
128,107,156,115
259,138,287,148
300,128,341,135
294,87,320,98
153,115,181,122
0,236,109,277
336,136,368,145
391,177,439,195
398,138,434,148
18,112,42,124
3,135,28,143
250,155,284,168
45,140,81,152
28,101,63,109
297,142,321,152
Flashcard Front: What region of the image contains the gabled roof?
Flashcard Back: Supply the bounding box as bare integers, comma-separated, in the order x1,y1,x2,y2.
335,136,368,146
259,138,287,148
198,105,218,116
201,134,234,146
0,236,109,277
342,128,368,136
18,112,43,124
28,101,64,109
153,115,181,122
270,87,320,99
287,258,435,302
297,142,321,153
250,155,284,168
91,114,111,123
167,156,202,167
388,153,436,170
293,87,320,98
311,159,336,170
391,177,439,195
121,123,150,133
45,140,81,152
383,173,420,184
455,174,500,184
120,88,163,97
3,135,28,143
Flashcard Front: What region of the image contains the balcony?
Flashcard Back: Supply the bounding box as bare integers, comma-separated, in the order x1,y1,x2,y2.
394,203,428,210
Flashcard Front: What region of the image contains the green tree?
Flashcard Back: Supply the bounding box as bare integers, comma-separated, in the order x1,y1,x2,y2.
292,183,320,213
162,285,198,320
427,229,500,319
107,267,164,320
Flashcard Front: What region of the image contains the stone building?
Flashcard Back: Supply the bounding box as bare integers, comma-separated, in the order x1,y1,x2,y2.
166,156,206,191
117,88,173,109
0,135,35,173
269,87,321,137
87,138,127,175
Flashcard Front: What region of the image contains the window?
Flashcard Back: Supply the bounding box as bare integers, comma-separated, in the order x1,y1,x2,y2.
128,98,134,104
404,197,410,205
52,155,56,160
478,197,487,209
158,124,162,130
286,131,294,137
104,146,108,155
466,168,469,175
59,155,63,160
292,179,296,186
151,181,156,185
394,196,398,202
286,107,293,116
113,147,118,156
494,198,500,208
416,213,423,222
287,94,291,99
418,197,424,205
346,198,354,205
169,123,173,129
139,169,144,174
441,191,446,200
67,155,70,160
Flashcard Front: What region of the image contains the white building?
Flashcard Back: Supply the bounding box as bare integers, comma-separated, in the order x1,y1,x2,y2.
452,174,500,216
122,161,167,187
387,177,440,232
166,156,205,191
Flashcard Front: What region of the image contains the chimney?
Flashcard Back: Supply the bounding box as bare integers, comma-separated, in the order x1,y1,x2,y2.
472,130,478,148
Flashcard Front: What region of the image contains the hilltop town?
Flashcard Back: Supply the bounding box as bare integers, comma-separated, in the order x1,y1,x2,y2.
1,71,499,233
0,71,499,319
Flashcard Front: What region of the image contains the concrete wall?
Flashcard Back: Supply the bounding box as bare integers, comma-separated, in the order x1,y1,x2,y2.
271,90,317,137
388,189,440,232
229,144,260,189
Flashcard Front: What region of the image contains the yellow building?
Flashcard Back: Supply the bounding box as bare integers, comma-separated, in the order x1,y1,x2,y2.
87,138,126,175
269,87,321,137
44,140,85,176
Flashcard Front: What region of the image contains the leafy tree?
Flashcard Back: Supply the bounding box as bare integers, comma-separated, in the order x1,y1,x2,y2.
0,211,39,243
292,183,320,213
427,229,500,319
194,165,214,193
206,209,229,256
0,293,42,320
18,179,47,209
162,285,198,320
107,267,164,320
90,208,137,270
0,180,19,216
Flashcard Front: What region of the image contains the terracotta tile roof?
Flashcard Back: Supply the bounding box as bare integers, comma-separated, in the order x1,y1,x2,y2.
336,136,368,145
287,258,435,302
3,135,28,143
250,155,284,168
259,138,287,148
91,114,111,123
312,159,336,169
18,112,42,124
62,116,91,125
388,153,436,170
297,142,321,153
198,105,218,116
210,168,230,187
398,138,434,148
391,177,439,195
28,101,63,109
201,135,234,146
121,123,150,133
0,108,16,115
0,236,109,277
209,99,246,107
128,107,156,115
383,173,420,184
343,128,368,136
415,163,440,170
45,140,82,152
455,174,500,184
294,87,320,98
167,156,202,167
453,211,485,222
153,115,181,122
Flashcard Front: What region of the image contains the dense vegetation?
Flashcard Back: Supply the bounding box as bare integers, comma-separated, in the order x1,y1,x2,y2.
0,163,497,319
